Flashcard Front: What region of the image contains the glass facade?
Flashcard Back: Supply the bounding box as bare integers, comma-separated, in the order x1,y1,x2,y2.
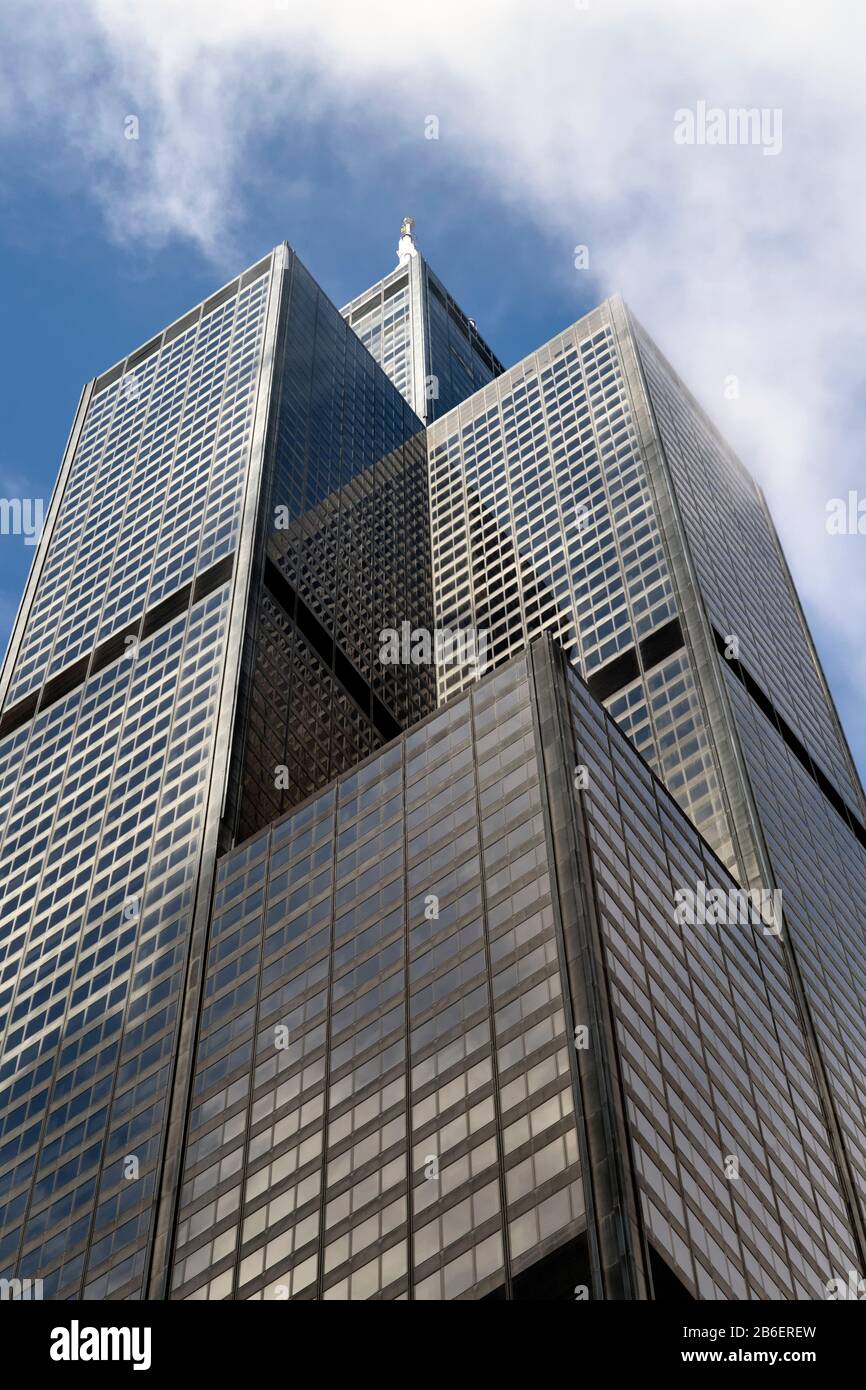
628,315,866,1264
171,652,586,1301
228,255,435,843
341,253,503,423
427,304,738,875
169,638,861,1300
635,320,862,812
0,255,278,1299
0,242,435,1300
3,274,268,708
2,225,865,1305
426,294,866,1281
558,649,859,1298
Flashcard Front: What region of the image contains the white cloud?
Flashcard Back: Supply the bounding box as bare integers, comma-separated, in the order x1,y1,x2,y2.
2,0,864,756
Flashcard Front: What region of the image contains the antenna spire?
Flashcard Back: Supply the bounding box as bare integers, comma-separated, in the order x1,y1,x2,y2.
397,216,418,265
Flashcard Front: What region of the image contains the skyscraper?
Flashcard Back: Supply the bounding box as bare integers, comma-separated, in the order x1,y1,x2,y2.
426,291,866,1273
0,242,434,1299
2,225,865,1304
427,297,738,873
167,636,862,1301
340,218,504,423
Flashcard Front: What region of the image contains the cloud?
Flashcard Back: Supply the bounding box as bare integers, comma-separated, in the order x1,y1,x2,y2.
1,0,864,759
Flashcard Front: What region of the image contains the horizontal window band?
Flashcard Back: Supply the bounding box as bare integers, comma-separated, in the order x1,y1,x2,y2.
349,294,383,324
586,620,686,706
92,361,124,394
202,279,239,318
140,586,193,643
39,654,91,710
712,626,866,852
640,617,684,673
586,646,640,703
164,308,200,345
126,335,161,371
240,256,272,290
193,553,235,604
383,274,409,302
0,690,39,740
263,557,401,743
0,553,236,742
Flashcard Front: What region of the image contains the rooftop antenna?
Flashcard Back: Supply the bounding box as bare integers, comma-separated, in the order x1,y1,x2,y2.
397,215,418,265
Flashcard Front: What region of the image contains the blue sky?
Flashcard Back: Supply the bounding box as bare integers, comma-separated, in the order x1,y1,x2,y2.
1,0,864,780
0,138,592,643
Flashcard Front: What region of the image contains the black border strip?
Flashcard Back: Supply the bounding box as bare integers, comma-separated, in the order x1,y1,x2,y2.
713,626,866,852
263,557,401,742
0,555,236,741
586,646,640,703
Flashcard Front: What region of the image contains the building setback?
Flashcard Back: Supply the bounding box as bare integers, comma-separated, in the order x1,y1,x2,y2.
169,637,860,1301
1,223,865,1301
426,295,866,1275
340,218,503,424
0,244,434,1300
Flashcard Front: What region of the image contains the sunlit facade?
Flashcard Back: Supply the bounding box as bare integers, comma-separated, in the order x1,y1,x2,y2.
2,233,865,1305
340,220,503,423
169,638,861,1301
427,294,866,1283
427,299,738,874
0,243,434,1299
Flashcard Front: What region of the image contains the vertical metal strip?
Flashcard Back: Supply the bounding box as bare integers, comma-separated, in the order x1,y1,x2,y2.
528,634,650,1300
146,245,288,1297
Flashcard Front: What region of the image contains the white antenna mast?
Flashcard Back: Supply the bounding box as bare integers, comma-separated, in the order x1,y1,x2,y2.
397,216,418,265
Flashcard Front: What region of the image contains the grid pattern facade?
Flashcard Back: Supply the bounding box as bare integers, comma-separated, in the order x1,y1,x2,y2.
722,669,866,1222
341,256,503,423
0,585,232,1298
605,651,735,873
0,241,436,1300
427,306,736,872
563,655,860,1298
343,269,414,406
627,316,866,1254
0,256,279,1300
171,655,586,1300
424,265,502,420
3,226,865,1309
170,639,862,1301
635,321,863,814
230,255,435,842
5,268,270,707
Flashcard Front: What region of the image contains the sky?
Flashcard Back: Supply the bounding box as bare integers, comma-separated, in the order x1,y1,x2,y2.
0,0,864,777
